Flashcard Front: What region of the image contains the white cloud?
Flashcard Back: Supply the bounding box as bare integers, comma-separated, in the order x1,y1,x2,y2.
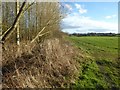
75,4,81,9
105,14,117,19
75,4,87,14
105,16,112,19
112,14,117,17
62,13,118,33
79,8,87,14
65,4,73,11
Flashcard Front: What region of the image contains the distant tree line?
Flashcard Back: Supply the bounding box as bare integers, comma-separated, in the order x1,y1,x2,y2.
69,33,120,37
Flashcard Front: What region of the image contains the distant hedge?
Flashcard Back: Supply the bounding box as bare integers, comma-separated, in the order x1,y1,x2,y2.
69,33,120,37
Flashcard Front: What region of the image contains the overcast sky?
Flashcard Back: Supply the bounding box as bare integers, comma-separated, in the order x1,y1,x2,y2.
61,2,118,34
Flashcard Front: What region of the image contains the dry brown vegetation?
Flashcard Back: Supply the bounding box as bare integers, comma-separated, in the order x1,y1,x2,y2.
1,1,83,88
2,37,82,88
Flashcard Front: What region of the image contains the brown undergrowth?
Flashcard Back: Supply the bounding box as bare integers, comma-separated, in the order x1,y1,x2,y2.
2,38,82,88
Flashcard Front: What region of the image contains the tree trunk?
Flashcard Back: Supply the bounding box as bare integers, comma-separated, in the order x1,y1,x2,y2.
16,0,20,45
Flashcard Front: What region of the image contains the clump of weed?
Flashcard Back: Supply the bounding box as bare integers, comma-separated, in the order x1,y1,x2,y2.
2,38,80,88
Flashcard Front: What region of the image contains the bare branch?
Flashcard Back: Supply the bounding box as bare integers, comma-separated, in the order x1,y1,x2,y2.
22,2,35,14
31,27,48,43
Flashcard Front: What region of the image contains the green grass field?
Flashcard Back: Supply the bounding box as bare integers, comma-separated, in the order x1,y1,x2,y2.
68,36,120,88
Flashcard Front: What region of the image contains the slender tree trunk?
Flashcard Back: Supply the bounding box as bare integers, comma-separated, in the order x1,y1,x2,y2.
16,0,20,45
0,2,2,41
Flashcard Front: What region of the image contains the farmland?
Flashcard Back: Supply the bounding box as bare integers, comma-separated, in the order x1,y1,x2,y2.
1,1,119,88
68,36,120,88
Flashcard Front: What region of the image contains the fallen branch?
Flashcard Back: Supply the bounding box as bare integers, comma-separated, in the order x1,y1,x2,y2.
31,31,50,43
31,27,46,43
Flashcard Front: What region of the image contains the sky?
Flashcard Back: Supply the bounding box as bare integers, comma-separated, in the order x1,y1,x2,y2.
61,2,118,34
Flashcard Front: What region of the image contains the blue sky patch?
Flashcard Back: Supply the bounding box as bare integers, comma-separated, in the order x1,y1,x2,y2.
61,2,118,33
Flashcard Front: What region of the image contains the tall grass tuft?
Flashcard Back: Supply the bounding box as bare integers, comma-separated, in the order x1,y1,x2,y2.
2,38,80,88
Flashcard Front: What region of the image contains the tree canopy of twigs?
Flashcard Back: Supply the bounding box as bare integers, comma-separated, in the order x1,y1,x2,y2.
1,1,66,45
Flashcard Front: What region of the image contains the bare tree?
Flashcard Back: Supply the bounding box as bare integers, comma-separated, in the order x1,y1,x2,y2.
1,0,26,43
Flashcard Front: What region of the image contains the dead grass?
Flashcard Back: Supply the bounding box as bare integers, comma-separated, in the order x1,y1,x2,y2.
2,38,81,88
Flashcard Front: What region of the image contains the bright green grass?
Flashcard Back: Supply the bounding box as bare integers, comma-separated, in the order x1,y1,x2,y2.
69,36,118,60
68,36,120,88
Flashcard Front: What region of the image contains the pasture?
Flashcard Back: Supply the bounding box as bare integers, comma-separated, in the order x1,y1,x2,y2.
69,36,120,88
